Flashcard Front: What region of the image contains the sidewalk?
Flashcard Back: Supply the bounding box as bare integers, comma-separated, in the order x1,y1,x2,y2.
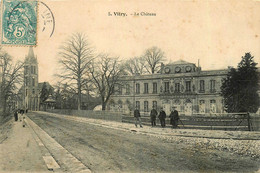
0,117,49,173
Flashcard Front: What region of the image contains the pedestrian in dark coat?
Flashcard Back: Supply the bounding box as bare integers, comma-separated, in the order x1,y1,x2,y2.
150,108,157,127
20,109,24,115
134,108,143,128
14,111,18,121
169,107,179,128
158,108,166,127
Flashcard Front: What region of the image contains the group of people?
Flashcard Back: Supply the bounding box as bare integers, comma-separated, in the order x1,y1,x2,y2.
14,109,27,127
134,107,180,128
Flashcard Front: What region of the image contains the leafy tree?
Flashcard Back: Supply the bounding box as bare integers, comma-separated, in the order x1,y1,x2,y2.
221,53,259,113
53,83,62,109
39,82,53,110
40,82,48,103
58,83,76,109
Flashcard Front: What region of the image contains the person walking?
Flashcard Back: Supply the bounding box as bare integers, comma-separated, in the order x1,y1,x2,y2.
158,108,166,127
19,109,24,122
150,107,157,127
14,110,18,121
169,107,179,128
134,108,143,128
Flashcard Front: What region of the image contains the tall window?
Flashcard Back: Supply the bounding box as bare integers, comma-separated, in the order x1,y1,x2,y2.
144,83,149,94
186,81,191,92
31,66,34,74
118,85,122,95
118,100,122,109
152,101,157,110
135,101,140,110
152,82,157,94
199,100,205,113
136,83,140,94
32,89,35,95
175,83,180,92
25,77,28,86
199,80,205,92
164,82,169,93
210,100,216,113
144,101,149,112
25,66,28,75
210,80,216,92
126,84,130,95
32,78,35,87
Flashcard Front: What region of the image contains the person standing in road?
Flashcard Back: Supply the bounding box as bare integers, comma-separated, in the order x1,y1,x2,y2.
169,107,179,128
134,108,143,128
150,107,157,127
158,107,166,127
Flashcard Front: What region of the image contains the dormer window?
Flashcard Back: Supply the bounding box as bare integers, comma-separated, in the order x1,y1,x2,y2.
175,66,181,73
164,67,170,73
185,66,192,72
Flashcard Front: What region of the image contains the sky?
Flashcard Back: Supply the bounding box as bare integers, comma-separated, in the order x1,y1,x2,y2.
2,0,260,85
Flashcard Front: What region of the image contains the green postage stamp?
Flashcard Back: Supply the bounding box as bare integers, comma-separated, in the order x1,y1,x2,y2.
1,0,37,45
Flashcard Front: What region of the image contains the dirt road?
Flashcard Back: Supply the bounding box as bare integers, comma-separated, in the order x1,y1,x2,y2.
28,113,260,172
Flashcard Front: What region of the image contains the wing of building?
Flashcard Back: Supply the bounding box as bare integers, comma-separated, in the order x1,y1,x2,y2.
109,60,229,115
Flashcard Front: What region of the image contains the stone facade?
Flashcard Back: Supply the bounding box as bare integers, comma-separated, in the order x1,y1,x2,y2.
109,60,228,115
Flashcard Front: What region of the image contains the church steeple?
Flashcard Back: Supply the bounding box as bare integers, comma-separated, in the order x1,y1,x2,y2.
25,46,37,63
23,46,39,111
28,46,35,58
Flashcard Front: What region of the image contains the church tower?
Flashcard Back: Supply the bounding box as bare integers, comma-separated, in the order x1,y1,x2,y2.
24,47,39,111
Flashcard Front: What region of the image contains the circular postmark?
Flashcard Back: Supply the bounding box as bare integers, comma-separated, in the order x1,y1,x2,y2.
39,1,55,37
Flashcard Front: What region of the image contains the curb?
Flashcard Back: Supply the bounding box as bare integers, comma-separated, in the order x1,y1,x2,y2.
26,116,92,173
25,117,61,172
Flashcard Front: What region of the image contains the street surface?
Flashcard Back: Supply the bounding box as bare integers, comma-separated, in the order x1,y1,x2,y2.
28,112,260,172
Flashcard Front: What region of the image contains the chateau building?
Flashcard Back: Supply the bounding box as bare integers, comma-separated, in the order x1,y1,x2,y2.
109,60,228,115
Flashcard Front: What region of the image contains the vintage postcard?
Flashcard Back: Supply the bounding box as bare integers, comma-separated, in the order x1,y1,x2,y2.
0,0,260,172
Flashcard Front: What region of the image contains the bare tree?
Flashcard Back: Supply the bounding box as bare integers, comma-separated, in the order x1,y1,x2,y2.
123,57,147,75
57,33,94,110
0,49,23,115
143,46,165,74
89,54,123,110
